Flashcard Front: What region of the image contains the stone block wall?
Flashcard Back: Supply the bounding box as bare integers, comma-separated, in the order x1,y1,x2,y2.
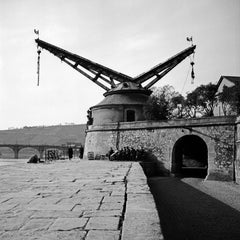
85,116,236,181
236,116,240,183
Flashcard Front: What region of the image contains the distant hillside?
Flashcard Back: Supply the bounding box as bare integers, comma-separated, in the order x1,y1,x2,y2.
0,124,86,146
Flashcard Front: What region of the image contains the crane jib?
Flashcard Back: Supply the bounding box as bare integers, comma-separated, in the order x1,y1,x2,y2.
35,38,196,90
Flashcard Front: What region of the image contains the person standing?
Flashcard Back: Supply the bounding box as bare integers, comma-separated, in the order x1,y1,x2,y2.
79,145,84,159
108,147,114,160
68,147,73,160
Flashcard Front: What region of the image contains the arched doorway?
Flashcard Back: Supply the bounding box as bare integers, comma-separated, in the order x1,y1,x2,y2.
172,135,208,178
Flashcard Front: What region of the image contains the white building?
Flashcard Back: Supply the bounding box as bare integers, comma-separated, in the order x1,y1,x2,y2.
214,76,240,116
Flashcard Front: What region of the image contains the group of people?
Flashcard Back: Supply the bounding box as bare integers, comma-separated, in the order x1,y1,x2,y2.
27,154,40,163
68,145,84,160
107,146,147,161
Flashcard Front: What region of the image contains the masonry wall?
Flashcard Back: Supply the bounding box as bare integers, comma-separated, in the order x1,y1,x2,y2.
236,116,240,183
85,116,236,181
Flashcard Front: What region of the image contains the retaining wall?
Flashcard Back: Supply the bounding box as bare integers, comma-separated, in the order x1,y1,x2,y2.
85,116,237,181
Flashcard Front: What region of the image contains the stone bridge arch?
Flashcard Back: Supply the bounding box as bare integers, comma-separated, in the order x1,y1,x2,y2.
0,144,67,159
171,134,208,178
18,147,41,159
0,146,15,159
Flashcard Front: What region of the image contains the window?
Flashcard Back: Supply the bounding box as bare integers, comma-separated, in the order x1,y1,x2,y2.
126,110,135,122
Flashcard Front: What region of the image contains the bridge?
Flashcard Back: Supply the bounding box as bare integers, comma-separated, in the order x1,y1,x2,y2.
0,144,68,159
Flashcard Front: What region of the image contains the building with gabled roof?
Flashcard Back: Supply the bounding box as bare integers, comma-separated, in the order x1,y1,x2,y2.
214,76,240,116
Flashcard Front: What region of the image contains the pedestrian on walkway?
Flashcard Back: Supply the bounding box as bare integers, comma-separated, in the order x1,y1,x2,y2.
79,145,84,159
107,147,114,160
68,147,73,160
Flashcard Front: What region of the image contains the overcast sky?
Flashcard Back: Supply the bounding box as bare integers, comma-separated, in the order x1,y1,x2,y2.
0,0,239,130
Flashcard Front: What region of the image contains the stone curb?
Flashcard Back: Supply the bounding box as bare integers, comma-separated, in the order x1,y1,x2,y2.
122,163,164,240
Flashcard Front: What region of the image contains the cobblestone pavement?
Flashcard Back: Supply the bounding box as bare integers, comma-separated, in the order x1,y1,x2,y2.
0,159,162,240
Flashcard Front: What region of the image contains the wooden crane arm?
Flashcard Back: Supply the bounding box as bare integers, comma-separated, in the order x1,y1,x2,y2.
133,45,196,87
35,39,196,91
35,39,133,88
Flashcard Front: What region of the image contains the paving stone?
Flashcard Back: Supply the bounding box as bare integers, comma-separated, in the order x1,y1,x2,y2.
127,184,150,194
55,198,81,206
49,217,88,230
14,190,40,198
82,209,122,218
28,197,60,205
72,202,100,212
0,216,29,231
110,190,125,196
72,193,103,204
39,230,87,240
86,230,120,240
127,194,156,212
20,218,53,231
76,190,109,197
102,196,124,203
105,177,125,183
8,197,34,206
35,191,68,198
0,196,12,204
27,203,74,211
85,217,120,230
122,211,164,240
0,210,32,219
103,185,125,191
30,210,82,219
0,230,45,240
0,201,19,211
100,202,124,211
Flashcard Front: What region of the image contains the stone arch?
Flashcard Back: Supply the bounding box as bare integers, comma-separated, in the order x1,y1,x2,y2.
18,147,40,159
172,134,208,178
0,147,15,159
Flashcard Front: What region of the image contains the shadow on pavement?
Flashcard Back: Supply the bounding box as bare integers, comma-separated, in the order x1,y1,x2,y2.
148,177,240,240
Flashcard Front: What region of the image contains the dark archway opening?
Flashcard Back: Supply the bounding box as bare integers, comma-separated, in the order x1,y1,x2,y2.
172,135,208,178
126,110,135,122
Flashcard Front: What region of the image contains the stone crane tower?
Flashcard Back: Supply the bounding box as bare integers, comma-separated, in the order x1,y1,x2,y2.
35,39,196,157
